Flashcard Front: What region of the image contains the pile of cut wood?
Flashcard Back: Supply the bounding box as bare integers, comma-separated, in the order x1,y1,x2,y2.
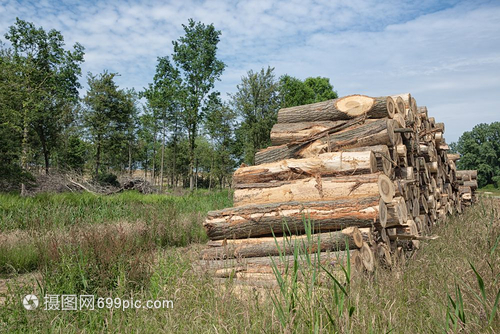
200,93,477,281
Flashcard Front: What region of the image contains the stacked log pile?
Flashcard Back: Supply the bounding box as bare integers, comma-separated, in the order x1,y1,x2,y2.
201,93,477,281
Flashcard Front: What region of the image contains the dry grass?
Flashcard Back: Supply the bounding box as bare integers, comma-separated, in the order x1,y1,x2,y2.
0,193,498,333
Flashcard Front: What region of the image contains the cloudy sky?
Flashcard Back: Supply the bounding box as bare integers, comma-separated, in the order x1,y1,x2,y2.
1,0,499,142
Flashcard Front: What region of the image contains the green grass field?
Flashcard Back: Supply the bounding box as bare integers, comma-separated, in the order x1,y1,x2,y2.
0,191,499,333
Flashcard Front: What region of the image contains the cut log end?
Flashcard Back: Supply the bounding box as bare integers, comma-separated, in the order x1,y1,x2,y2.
335,95,375,117
378,174,395,203
360,243,375,272
385,97,396,118
342,226,364,248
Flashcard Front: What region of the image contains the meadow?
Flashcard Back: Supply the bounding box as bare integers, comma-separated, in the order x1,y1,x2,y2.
0,190,499,333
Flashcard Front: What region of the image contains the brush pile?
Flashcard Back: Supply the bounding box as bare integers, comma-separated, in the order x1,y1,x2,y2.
200,93,477,282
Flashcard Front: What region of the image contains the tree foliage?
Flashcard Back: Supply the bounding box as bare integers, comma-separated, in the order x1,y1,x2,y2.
0,18,346,191
204,92,237,187
172,19,225,190
279,75,337,108
231,67,280,165
83,71,137,178
452,122,500,188
3,18,84,174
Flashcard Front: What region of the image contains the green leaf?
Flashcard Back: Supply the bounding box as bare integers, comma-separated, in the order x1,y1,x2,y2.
469,261,487,302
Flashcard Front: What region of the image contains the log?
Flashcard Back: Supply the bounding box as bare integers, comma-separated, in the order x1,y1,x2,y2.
378,174,395,203
345,145,393,176
233,173,384,207
200,229,363,260
456,170,477,180
255,118,397,165
233,151,377,186
204,197,380,240
360,243,375,272
458,186,472,195
392,93,412,110
463,180,478,190
270,121,346,145
198,250,357,270
379,197,404,228
391,95,406,115
277,95,395,123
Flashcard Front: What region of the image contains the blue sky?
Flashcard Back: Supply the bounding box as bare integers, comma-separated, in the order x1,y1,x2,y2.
1,0,499,142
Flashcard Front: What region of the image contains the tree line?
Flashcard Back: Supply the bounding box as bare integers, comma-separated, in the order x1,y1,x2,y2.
0,18,337,193
3,18,496,193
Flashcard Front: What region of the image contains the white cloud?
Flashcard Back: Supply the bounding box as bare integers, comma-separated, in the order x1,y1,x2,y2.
0,0,498,141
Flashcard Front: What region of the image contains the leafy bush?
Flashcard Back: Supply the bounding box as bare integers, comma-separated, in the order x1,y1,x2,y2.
96,172,120,187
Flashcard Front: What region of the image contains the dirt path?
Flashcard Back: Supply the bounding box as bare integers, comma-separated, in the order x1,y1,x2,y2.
0,272,41,306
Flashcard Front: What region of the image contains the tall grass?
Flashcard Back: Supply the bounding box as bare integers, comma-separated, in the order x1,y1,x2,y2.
0,189,232,231
0,194,498,333
0,190,232,274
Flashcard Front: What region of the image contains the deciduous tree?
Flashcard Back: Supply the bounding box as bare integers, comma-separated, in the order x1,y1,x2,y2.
452,122,500,187
172,19,225,190
232,67,280,165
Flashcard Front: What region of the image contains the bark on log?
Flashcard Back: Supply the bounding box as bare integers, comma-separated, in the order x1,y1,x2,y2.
233,173,385,207
198,250,357,270
204,197,380,240
462,180,478,190
277,95,394,124
456,170,477,180
345,145,393,176
233,151,377,186
255,119,397,165
200,230,362,260
270,121,346,145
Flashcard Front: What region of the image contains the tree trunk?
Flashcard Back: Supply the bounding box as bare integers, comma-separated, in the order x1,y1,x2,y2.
204,196,380,240
41,140,50,175
270,121,347,145
233,173,384,207
171,133,177,188
20,108,29,196
151,127,157,186
195,157,198,190
189,125,196,191
233,151,377,186
128,139,132,176
200,229,363,260
255,119,397,165
209,155,214,190
95,135,101,179
277,95,395,123
159,121,165,193
345,145,393,175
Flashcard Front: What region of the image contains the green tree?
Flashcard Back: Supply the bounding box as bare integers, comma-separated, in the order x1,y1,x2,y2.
279,74,315,108
60,135,89,173
304,76,337,102
142,56,183,191
82,71,136,179
279,75,337,108
452,122,500,188
232,67,280,165
204,92,236,188
172,19,225,190
3,18,84,178
0,45,25,187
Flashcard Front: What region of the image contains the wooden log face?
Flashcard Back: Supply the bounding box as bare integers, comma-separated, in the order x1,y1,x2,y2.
255,119,397,165
233,151,377,186
277,95,393,124
200,230,362,260
204,197,380,240
270,121,346,145
234,175,381,207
